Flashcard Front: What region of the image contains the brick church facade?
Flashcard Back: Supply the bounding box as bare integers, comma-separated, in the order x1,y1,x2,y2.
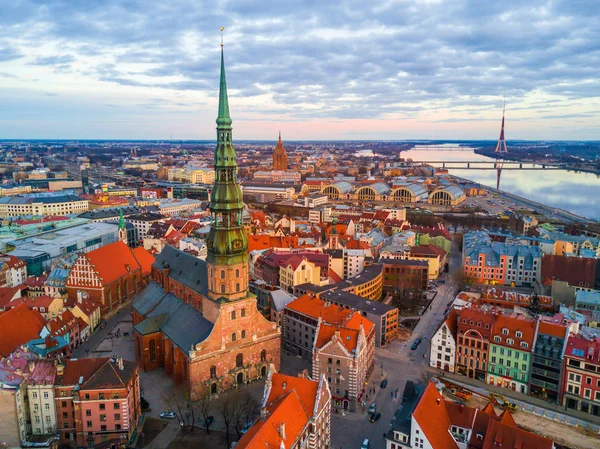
132,47,280,400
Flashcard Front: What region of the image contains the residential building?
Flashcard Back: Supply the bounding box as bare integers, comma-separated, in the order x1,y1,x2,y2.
530,315,572,403
575,290,600,313
312,313,375,411
283,295,352,359
26,360,57,439
168,166,215,184
254,171,302,183
235,371,331,449
124,213,165,242
386,380,553,449
344,249,365,279
1,254,28,287
242,185,296,202
456,307,495,381
0,349,37,447
280,256,324,294
55,358,141,447
408,244,447,280
382,259,429,296
463,231,542,287
430,308,458,372
488,314,535,394
155,198,202,215
66,240,154,316
0,192,88,218
561,334,600,417
320,289,398,347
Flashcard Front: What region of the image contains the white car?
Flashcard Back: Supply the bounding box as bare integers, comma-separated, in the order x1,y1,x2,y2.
361,439,370,449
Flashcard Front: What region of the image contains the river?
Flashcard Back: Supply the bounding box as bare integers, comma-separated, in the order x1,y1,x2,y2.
401,144,600,220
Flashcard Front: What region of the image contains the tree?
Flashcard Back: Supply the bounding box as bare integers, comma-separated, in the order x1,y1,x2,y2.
452,270,477,291
161,388,195,431
197,389,213,434
233,390,260,439
219,394,235,448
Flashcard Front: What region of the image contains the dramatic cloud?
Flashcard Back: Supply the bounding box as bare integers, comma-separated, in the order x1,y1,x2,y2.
0,0,599,139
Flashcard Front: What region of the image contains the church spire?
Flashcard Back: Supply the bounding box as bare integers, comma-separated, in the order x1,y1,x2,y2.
118,208,125,230
206,31,249,303
216,46,232,126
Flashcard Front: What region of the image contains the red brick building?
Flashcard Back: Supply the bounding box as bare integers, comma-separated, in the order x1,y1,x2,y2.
561,335,600,417
381,259,429,295
134,245,281,400
55,357,141,448
66,241,154,316
456,307,496,381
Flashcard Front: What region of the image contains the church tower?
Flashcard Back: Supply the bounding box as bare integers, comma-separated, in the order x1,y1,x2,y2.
206,45,249,305
272,132,288,171
118,208,128,246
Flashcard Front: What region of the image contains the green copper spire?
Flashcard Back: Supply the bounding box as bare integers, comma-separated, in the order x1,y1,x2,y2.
118,208,125,230
216,48,232,126
207,42,248,271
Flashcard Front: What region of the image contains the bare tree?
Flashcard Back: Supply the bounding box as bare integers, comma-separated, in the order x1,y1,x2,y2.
219,394,236,448
161,388,195,431
197,388,213,434
233,390,260,439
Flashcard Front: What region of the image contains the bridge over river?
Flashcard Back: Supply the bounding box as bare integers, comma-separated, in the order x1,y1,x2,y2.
409,160,587,170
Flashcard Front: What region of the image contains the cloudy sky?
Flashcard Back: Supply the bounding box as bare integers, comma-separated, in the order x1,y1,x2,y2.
1,0,599,140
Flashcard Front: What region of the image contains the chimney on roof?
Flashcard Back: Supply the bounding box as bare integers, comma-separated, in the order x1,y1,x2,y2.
436,398,441,405
117,358,124,370
28,360,35,373
282,381,287,390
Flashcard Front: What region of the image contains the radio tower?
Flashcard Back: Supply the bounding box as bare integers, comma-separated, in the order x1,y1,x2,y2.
494,101,508,189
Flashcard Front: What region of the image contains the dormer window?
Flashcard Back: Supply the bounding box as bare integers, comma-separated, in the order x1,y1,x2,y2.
520,342,529,349
502,328,509,335
507,339,514,345
516,331,523,338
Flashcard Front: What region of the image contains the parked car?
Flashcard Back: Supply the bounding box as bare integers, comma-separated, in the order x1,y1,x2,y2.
160,411,176,419
438,279,446,284
241,421,253,435
380,379,388,388
369,412,381,422
361,439,371,449
368,402,377,414
411,338,422,350
205,415,214,427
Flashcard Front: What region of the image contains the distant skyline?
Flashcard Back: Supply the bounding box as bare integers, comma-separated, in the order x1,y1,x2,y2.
1,1,599,140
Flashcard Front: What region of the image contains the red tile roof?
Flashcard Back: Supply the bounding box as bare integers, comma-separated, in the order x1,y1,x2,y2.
132,246,155,277
86,240,141,285
446,402,478,429
286,295,352,325
267,373,319,418
1,255,27,269
237,390,308,449
0,304,46,357
0,286,24,308
413,382,459,449
315,323,360,353
491,315,536,350
482,419,553,449
410,244,447,259
541,254,596,288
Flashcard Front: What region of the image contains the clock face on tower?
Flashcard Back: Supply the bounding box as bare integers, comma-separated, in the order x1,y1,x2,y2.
233,239,242,250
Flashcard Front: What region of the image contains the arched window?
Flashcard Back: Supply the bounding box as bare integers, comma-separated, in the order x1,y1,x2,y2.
236,269,240,278
149,339,156,362
236,353,243,368
261,350,267,362
236,283,241,292
231,310,236,320
211,383,217,394
232,333,237,342
220,270,226,279
241,308,246,317
210,366,217,379
241,330,246,339
221,284,226,294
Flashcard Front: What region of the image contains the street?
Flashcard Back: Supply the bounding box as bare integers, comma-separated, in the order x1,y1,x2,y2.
330,236,462,448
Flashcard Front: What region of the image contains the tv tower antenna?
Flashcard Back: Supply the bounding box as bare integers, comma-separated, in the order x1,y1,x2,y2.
494,100,508,189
